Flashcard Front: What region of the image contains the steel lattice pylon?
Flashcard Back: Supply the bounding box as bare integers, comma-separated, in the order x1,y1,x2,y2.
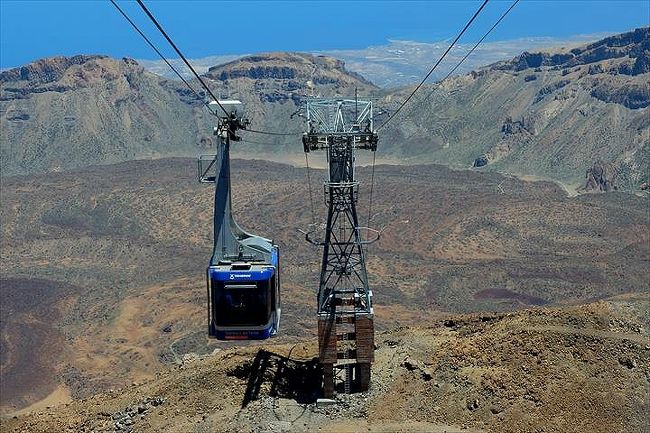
302,98,378,397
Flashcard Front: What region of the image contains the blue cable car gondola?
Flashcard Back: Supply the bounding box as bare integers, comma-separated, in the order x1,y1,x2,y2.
201,100,281,340
207,245,281,340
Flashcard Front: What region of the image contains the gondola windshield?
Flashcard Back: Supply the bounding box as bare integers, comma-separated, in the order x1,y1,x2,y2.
212,278,273,327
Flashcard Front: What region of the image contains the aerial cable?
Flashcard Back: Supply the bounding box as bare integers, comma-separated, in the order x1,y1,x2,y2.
366,151,377,227
136,0,304,137
414,0,521,111
110,0,243,147
239,138,284,146
135,0,230,117
304,153,316,225
243,128,302,137
376,0,490,131
366,0,518,219
109,0,208,108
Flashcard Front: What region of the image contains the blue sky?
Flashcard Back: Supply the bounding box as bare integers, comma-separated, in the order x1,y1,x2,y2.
1,0,648,69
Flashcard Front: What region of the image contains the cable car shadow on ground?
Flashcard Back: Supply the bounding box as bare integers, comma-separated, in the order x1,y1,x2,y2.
228,348,322,408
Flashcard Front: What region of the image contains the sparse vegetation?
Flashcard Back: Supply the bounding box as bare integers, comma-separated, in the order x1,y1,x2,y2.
0,27,648,433
1,158,648,420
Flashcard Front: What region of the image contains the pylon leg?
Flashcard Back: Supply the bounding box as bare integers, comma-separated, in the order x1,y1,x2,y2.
318,316,337,363
358,363,371,391
323,363,335,398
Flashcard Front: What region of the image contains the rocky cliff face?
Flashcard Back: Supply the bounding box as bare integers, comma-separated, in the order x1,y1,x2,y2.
378,27,649,189
1,29,648,189
1,55,130,96
205,52,375,88
203,52,377,106
496,27,649,76
0,56,206,176
582,161,619,192
488,27,650,110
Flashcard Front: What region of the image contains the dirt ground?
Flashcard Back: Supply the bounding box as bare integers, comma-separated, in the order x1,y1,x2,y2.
2,158,649,417
3,295,648,433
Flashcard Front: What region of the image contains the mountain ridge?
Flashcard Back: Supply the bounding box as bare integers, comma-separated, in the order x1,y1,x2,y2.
377,27,649,189
494,27,649,76
1,28,648,189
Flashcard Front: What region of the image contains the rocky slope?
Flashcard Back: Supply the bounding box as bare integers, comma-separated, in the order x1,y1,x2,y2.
496,28,650,79
2,297,648,433
1,157,648,415
0,55,209,176
0,52,376,176
379,27,650,189
1,29,648,188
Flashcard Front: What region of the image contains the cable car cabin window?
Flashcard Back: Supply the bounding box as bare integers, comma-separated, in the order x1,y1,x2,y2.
212,279,272,326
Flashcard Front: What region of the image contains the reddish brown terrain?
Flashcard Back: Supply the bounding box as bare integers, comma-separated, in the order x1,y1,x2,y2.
0,278,80,410
0,25,648,433
1,157,648,431
1,297,648,433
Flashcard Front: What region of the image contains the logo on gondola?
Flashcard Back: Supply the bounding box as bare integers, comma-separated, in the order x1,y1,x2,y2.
229,274,252,279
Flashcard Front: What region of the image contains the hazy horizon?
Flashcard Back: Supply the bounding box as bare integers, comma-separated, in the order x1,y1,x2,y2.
1,0,648,69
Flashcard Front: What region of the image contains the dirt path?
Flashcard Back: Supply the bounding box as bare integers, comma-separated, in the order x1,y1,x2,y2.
3,300,648,433
524,324,649,345
9,385,71,417
517,174,580,197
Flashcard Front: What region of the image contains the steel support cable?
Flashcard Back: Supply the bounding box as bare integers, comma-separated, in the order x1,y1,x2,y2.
364,1,519,250
109,0,208,108
198,138,281,180
111,0,240,146
240,138,284,146
368,0,518,230
112,0,293,182
243,128,303,137
304,153,316,225
136,0,302,137
111,0,240,149
366,151,377,228
376,0,490,131
408,0,521,115
135,0,230,116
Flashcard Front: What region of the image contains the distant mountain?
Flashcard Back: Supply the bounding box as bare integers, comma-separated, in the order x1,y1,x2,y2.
194,52,379,160
136,54,245,80
0,55,202,176
377,27,649,189
0,52,375,176
204,52,375,89
138,33,615,88
1,29,648,189
199,51,378,142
